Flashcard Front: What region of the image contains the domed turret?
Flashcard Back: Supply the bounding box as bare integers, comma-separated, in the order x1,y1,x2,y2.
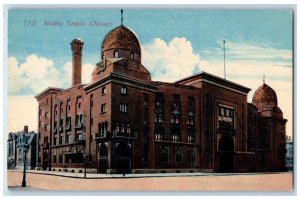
252,82,283,118
100,25,141,63
252,83,277,107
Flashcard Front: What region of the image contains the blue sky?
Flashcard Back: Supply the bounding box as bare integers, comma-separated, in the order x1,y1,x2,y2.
8,9,292,68
7,9,293,136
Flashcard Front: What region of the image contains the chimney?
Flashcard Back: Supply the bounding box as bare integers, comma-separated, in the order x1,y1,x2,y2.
24,126,28,133
70,39,84,86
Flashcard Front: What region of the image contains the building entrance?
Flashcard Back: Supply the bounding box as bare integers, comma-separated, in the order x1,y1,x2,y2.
115,143,132,174
219,135,234,172
98,144,108,173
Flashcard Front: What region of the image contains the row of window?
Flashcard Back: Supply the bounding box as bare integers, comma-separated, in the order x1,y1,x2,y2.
115,123,131,134
106,50,135,60
155,133,195,143
52,154,89,165
52,133,83,146
159,147,196,166
218,106,235,133
154,113,195,126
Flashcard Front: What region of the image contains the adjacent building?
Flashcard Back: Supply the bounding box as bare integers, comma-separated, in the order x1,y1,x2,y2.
285,136,293,171
7,126,38,170
35,24,287,173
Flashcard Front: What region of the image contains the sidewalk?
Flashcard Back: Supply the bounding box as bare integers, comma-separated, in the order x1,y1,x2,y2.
9,169,289,179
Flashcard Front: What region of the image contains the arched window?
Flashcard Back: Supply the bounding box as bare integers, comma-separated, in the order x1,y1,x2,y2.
130,52,134,59
188,150,196,166
115,123,119,132
104,121,108,134
160,147,168,163
175,148,182,164
120,123,125,134
126,124,131,134
114,50,119,58
98,123,101,134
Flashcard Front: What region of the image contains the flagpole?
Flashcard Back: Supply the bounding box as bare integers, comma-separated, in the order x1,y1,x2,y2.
121,9,123,25
223,40,226,80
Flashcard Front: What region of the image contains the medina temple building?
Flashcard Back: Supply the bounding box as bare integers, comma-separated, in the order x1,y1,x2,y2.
35,23,287,174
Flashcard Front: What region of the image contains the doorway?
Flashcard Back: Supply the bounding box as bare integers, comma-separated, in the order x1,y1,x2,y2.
98,144,108,173
115,143,132,174
219,135,234,172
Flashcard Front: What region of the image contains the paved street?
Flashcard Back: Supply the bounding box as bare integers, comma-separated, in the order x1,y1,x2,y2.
7,170,293,191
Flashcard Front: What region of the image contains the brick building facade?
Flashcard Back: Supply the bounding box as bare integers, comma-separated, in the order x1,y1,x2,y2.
35,25,287,173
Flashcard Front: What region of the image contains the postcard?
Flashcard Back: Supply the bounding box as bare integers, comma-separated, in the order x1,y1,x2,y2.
6,7,293,192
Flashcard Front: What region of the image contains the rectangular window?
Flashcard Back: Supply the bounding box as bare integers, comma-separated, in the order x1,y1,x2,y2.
76,114,83,126
44,136,48,144
59,118,63,127
120,103,128,113
121,87,127,95
66,116,71,125
77,133,83,141
59,135,63,145
102,87,106,95
54,137,57,145
90,96,94,107
59,155,63,163
66,135,72,143
101,104,106,113
55,105,58,116
218,105,235,133
67,100,71,111
53,155,57,164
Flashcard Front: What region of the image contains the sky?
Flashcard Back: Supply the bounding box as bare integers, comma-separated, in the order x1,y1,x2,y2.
7,9,293,138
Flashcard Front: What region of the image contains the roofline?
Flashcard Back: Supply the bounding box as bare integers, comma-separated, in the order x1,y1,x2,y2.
175,71,251,93
151,81,198,90
34,87,63,100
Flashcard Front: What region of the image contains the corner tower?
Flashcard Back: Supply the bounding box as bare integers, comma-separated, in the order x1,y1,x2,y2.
101,25,141,64
252,81,287,171
91,24,151,83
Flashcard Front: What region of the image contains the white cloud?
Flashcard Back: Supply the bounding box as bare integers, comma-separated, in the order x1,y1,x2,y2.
143,38,293,138
142,37,201,82
8,95,38,133
8,55,95,95
8,55,62,95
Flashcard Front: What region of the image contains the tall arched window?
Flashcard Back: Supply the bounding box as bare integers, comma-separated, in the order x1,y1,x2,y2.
130,52,134,59
188,150,196,166
126,124,131,134
160,146,168,163
175,148,182,164
114,50,119,58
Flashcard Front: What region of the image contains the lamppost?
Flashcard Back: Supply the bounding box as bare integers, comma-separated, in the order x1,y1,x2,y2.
21,134,30,187
83,152,87,178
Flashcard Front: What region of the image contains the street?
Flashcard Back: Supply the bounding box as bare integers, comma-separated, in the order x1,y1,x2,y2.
7,170,293,191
